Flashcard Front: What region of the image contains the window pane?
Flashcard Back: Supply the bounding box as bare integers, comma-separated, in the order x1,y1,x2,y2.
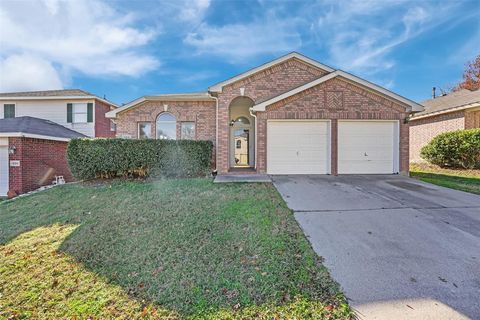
138,122,152,139
158,113,176,122
235,116,250,125
181,122,195,140
156,122,176,139
73,103,88,123
156,113,176,140
4,104,15,118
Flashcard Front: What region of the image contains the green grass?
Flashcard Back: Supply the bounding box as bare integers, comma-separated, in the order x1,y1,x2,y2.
0,179,352,319
410,163,480,195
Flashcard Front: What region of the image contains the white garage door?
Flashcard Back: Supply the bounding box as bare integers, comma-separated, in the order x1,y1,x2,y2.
338,121,398,174
0,145,8,197
267,120,330,174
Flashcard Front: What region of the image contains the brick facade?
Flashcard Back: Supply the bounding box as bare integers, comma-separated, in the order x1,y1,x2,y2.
255,78,409,174
215,58,327,173
409,108,480,162
95,99,116,137
409,111,466,162
113,56,413,175
8,137,73,196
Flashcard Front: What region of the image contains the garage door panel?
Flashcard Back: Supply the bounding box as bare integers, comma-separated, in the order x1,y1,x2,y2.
338,121,397,174
267,121,330,174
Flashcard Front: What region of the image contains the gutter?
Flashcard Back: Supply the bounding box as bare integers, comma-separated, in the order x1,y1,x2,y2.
249,107,258,170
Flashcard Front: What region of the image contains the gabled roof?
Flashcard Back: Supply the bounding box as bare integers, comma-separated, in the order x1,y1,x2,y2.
0,89,119,108
106,93,215,118
0,116,86,141
208,52,335,93
251,70,424,113
412,89,480,119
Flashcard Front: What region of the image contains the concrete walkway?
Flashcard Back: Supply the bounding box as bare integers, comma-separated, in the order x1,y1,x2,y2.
272,175,480,320
214,174,271,183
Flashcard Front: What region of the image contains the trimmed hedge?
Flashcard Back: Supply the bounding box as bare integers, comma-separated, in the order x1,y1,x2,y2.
420,128,480,169
67,138,213,180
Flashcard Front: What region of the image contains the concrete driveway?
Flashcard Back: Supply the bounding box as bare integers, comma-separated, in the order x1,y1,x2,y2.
272,175,480,320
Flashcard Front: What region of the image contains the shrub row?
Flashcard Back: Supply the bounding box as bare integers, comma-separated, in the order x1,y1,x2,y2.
67,138,213,180
421,128,480,169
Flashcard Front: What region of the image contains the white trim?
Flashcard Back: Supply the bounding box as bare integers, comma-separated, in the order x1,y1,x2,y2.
106,93,215,119
266,119,331,175
208,52,335,93
0,96,118,108
337,120,400,174
410,102,480,120
0,143,8,197
251,70,424,113
0,132,73,142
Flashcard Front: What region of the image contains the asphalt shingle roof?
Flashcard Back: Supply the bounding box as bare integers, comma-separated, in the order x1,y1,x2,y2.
415,89,480,117
0,116,86,139
0,89,92,97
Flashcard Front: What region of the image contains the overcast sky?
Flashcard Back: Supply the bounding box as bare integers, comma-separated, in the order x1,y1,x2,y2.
0,0,479,104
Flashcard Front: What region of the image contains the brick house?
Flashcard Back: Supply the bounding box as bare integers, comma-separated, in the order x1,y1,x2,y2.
0,89,118,197
106,52,423,176
410,89,480,162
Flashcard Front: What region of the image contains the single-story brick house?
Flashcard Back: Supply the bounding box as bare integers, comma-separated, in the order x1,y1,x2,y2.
410,89,480,162
106,52,423,175
0,117,85,197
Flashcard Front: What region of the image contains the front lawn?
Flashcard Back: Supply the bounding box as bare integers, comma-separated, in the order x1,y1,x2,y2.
0,179,352,319
410,163,480,195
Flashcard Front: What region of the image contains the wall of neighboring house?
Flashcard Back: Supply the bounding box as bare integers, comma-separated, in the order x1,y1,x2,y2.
8,137,73,197
0,99,95,137
95,99,116,137
409,110,465,162
465,109,480,128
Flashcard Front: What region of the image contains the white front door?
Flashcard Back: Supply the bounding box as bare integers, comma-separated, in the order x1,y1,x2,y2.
267,120,330,174
0,146,8,196
338,121,398,174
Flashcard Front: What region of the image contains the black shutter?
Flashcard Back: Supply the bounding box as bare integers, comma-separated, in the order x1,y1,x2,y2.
67,103,73,123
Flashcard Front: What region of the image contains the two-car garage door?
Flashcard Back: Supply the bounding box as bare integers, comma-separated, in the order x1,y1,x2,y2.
267,120,398,174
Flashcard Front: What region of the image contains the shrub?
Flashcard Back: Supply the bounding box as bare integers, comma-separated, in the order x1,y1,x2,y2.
420,128,480,169
67,138,213,180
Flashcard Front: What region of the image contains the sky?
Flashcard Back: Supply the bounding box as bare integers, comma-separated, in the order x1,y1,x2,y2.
0,0,479,105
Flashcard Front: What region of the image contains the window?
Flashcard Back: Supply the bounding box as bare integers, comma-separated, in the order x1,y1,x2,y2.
181,122,195,140
234,116,250,125
138,122,152,139
156,113,176,140
3,104,15,118
110,120,116,132
67,103,93,123
236,140,242,149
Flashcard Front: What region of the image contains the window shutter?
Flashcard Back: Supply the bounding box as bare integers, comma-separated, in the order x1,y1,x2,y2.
87,103,93,123
67,103,73,123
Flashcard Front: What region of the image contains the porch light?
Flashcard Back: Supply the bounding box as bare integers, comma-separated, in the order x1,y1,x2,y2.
8,145,16,155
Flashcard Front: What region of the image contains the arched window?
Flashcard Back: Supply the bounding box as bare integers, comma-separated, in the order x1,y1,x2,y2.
156,113,176,140
234,116,250,125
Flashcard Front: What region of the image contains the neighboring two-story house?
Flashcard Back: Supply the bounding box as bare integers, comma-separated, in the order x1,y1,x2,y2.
0,89,118,197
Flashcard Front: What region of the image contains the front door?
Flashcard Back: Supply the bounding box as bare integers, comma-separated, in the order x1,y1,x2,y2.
234,128,249,166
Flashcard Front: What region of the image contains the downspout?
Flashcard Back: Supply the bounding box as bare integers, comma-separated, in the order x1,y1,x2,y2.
249,107,258,170
209,93,219,173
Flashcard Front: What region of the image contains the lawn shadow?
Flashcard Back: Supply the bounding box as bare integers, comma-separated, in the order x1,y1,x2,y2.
410,171,480,195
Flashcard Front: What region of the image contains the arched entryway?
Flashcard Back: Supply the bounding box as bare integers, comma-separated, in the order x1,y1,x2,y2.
229,97,255,169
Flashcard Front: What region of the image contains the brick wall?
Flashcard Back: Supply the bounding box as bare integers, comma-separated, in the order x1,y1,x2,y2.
409,111,465,162
8,137,73,196
465,110,480,129
256,78,409,174
216,57,327,173
95,99,116,137
115,100,217,165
